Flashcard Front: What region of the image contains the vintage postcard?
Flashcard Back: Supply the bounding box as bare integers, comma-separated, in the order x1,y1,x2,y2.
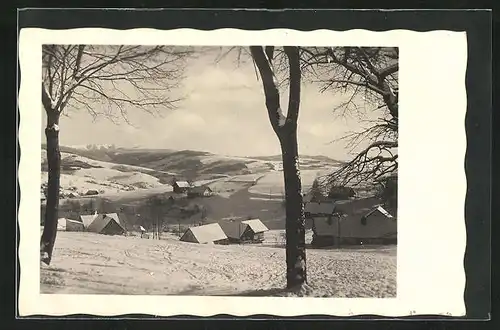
18,28,467,317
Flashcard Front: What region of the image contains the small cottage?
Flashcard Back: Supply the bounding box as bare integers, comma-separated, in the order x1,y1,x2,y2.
241,219,269,243
85,189,99,196
219,221,249,243
311,197,397,247
79,212,127,235
219,219,269,244
173,181,191,194
180,223,228,245
187,185,213,198
86,213,127,235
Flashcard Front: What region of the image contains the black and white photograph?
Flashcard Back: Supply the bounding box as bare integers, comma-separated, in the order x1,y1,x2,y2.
38,44,399,297
18,27,469,317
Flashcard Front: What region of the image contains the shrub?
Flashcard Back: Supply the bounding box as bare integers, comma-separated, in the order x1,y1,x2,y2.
327,185,355,200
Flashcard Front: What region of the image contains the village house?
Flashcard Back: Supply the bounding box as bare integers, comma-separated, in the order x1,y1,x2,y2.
79,212,127,235
241,219,269,243
311,197,397,247
219,221,249,243
57,217,85,232
219,219,269,244
180,223,228,245
85,189,99,196
172,181,191,194
187,185,213,198
61,164,82,171
86,213,127,235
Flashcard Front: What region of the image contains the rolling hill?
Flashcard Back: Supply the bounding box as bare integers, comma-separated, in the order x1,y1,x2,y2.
40,144,341,230
42,144,342,181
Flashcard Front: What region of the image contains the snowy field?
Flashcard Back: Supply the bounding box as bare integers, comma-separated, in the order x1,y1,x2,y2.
248,169,329,197
41,232,396,297
41,151,169,196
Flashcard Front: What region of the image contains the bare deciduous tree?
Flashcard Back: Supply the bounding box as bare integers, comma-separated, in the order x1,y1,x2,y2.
298,47,399,188
40,45,192,264
250,46,307,289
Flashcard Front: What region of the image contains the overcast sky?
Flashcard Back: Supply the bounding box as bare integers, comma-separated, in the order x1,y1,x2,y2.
42,47,380,161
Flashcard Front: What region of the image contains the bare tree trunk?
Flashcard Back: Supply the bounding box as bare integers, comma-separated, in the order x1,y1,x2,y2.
157,216,160,240
250,46,307,288
280,130,307,287
40,109,61,265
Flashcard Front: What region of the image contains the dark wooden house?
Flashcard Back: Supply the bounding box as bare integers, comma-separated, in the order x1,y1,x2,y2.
187,185,213,198
172,181,191,194
219,219,269,244
311,197,397,247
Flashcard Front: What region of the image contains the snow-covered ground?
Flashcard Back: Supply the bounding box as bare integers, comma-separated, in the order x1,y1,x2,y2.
248,169,329,197
41,150,170,197
41,232,396,297
262,229,314,246
40,172,131,196
95,184,175,202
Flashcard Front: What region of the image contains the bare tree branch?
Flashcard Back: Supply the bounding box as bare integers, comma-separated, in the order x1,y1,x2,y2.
297,47,399,188
319,141,398,187
42,45,193,121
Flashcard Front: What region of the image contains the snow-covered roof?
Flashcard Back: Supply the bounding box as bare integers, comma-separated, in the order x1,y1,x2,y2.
105,213,122,224
242,219,269,233
80,214,98,228
87,213,126,234
183,223,227,244
365,205,394,219
175,181,191,188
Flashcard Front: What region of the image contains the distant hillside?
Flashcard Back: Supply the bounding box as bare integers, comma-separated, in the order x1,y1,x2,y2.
42,144,341,182
251,154,344,165
40,149,176,198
